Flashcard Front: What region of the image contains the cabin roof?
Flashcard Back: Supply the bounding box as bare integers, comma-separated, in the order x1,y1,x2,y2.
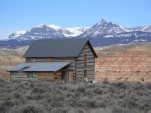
24,38,97,58
8,62,71,72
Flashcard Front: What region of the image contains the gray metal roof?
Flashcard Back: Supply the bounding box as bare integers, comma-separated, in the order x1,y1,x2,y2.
24,38,89,58
8,62,71,72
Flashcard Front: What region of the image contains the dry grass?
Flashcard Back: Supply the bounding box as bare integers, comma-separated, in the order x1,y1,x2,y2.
0,79,151,113
0,47,26,79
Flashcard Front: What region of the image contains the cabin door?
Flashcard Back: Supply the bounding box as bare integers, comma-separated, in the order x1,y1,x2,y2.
61,71,68,82
61,71,73,82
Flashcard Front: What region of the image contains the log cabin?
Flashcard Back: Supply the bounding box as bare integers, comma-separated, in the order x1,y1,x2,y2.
8,38,97,82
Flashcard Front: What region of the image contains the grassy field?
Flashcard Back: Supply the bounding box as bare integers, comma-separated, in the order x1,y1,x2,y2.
0,79,151,113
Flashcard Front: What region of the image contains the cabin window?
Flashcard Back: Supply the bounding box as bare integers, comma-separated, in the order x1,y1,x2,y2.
84,70,88,81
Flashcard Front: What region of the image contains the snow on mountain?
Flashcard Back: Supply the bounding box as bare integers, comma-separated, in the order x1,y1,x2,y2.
8,19,151,41
80,19,127,38
79,19,151,42
9,31,26,39
131,25,151,32
65,27,89,37
38,24,62,30
15,31,26,35
4,19,151,47
33,24,89,37
92,19,126,33
8,24,88,40
142,26,151,32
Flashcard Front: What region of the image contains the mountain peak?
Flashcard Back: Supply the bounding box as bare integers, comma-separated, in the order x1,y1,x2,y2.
93,19,119,28
99,19,109,24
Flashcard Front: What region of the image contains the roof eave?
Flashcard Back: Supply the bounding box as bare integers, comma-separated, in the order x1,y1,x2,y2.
87,41,98,58
24,56,78,58
77,40,98,58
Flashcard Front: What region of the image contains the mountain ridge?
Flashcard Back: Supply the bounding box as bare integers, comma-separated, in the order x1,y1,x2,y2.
8,24,89,40
1,19,151,47
8,19,151,41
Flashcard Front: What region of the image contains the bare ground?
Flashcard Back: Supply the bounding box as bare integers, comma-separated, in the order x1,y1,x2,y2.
95,42,151,82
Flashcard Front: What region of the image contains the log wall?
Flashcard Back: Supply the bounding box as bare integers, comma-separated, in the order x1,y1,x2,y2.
10,72,37,80
37,72,62,81
75,44,95,81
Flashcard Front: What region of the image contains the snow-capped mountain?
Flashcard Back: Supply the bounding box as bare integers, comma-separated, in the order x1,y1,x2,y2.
9,24,88,40
90,31,151,46
128,25,151,32
80,19,128,38
1,19,151,48
9,31,26,39
75,19,151,46
8,19,151,41
80,19,151,38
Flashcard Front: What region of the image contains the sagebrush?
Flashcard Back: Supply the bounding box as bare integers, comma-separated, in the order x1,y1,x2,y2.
0,79,151,113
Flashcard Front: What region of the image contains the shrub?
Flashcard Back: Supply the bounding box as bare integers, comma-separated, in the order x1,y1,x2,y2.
0,79,150,113
11,103,46,113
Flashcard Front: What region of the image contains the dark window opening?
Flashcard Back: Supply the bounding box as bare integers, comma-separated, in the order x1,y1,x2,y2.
84,70,87,81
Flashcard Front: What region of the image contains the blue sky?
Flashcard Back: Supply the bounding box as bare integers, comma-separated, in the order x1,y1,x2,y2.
0,0,151,39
